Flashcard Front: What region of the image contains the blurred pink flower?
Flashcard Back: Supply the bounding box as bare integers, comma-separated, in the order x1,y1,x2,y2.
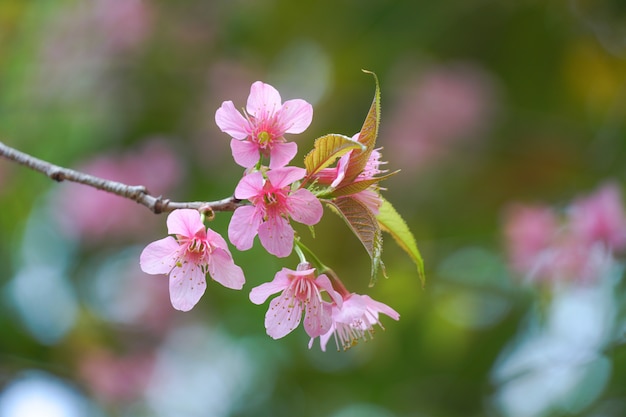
228,167,323,258
94,0,153,52
383,63,497,173
311,293,400,352
504,204,559,276
503,183,626,285
215,81,313,169
249,263,341,340
569,182,626,251
79,349,155,404
54,139,183,242
140,209,245,312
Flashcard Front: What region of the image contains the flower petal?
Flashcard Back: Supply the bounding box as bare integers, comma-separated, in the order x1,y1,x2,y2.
140,236,180,275
208,248,245,290
230,139,261,169
288,189,323,226
265,166,306,189
258,215,294,258
268,142,298,169
264,290,302,339
362,294,400,321
167,209,205,237
215,101,250,140
315,274,343,307
246,81,281,119
249,268,291,305
168,260,207,311
234,171,265,200
277,98,313,134
228,205,262,251
303,299,333,338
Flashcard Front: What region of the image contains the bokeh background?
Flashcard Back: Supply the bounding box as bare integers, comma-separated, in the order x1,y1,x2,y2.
1,1,626,416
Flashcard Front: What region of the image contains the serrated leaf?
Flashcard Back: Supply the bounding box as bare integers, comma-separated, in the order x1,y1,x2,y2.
376,197,425,285
341,71,381,186
304,134,363,179
325,196,385,285
331,170,400,198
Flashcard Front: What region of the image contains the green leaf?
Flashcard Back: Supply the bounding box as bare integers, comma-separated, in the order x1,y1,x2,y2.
341,70,381,186
376,197,425,285
331,170,400,198
325,196,385,285
304,134,363,179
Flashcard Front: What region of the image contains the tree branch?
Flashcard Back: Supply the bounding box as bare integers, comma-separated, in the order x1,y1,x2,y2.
0,140,243,214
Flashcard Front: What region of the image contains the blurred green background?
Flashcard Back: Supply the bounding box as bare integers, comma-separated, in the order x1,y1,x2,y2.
1,1,626,416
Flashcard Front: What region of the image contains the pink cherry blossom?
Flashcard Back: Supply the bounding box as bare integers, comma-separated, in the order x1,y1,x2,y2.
311,293,400,351
215,81,313,169
569,182,626,252
249,263,342,339
228,166,323,258
140,209,245,311
315,134,386,214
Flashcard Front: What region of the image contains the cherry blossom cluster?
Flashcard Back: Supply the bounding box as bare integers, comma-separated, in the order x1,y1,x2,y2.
504,182,626,285
140,80,410,351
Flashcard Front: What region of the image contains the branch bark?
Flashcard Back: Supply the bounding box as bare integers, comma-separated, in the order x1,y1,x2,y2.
0,140,243,214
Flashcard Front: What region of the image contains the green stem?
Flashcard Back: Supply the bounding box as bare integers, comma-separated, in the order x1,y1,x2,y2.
294,239,351,297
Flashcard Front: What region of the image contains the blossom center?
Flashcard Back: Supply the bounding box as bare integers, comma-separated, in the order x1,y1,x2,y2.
258,131,271,145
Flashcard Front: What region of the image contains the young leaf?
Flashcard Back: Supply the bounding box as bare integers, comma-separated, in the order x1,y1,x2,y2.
376,197,425,285
304,134,363,179
325,196,385,285
341,71,381,186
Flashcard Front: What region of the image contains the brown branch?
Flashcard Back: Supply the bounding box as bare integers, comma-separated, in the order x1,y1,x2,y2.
0,140,243,214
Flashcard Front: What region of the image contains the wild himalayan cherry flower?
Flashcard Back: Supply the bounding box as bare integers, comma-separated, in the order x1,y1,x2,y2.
140,209,245,312
249,263,342,339
315,134,386,215
215,81,313,169
311,293,400,351
228,166,323,258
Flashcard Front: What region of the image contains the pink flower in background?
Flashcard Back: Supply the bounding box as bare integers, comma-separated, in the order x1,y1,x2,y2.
503,183,626,285
383,63,497,174
249,263,342,339
228,167,323,257
312,293,400,351
54,140,182,242
215,81,313,168
504,204,559,276
569,182,626,251
94,0,153,52
140,209,245,311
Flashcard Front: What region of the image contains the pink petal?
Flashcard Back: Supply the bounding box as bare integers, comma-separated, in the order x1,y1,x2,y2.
362,294,400,321
265,166,306,189
249,269,291,305
228,205,262,251
168,260,207,311
287,189,323,226
276,98,313,134
315,274,343,307
317,324,336,352
215,101,250,140
139,236,180,275
331,153,351,188
264,290,302,339
205,227,230,251
268,142,298,169
208,248,245,290
246,81,281,119
303,299,333,338
230,139,261,169
258,215,294,258
167,209,204,237
234,171,265,200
